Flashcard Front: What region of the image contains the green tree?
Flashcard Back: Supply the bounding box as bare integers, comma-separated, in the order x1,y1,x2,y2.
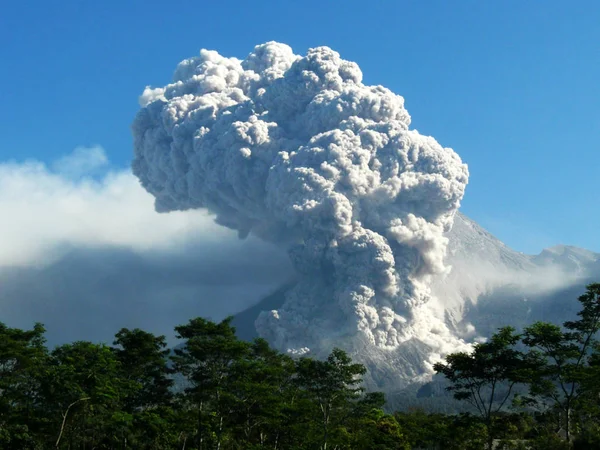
112,328,174,411
395,409,490,450
395,409,454,450
41,341,130,449
434,326,525,449
343,392,410,450
171,316,249,450
225,338,297,448
0,322,48,449
348,407,410,450
111,328,175,448
295,348,367,450
572,341,600,448
521,283,600,443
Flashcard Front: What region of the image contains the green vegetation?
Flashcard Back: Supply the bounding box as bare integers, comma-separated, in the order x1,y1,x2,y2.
434,283,600,449
0,284,599,449
0,317,407,449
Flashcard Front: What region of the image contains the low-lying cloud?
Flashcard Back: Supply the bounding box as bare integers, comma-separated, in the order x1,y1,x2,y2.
0,147,293,345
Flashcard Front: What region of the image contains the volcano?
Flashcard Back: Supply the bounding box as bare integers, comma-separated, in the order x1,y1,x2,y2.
233,212,599,392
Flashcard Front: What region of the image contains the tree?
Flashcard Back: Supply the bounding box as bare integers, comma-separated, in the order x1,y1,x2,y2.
171,316,250,450
521,283,600,443
41,341,130,449
110,328,176,448
395,409,494,450
434,326,525,450
225,337,297,448
571,340,600,448
341,392,410,450
0,322,48,449
349,407,410,450
112,328,174,412
295,348,367,450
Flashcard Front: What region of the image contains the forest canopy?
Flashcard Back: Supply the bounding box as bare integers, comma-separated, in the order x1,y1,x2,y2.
0,284,599,449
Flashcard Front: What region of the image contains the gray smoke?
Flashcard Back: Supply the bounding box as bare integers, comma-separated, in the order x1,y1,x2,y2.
132,42,469,360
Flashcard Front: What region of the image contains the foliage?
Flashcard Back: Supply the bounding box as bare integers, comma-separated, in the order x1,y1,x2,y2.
519,283,600,443
0,283,598,448
433,326,525,448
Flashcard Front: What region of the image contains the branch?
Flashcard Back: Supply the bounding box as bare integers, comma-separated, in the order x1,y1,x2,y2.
55,397,90,449
494,381,516,414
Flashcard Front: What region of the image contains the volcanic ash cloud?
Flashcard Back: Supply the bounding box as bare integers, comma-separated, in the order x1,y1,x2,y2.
132,42,469,358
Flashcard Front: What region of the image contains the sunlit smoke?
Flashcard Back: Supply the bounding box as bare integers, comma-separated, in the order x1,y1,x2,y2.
132,42,469,364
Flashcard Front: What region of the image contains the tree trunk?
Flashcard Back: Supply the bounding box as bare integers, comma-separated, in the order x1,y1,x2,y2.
56,397,90,449
197,401,203,450
565,404,571,443
322,406,329,450
216,387,224,450
217,415,223,450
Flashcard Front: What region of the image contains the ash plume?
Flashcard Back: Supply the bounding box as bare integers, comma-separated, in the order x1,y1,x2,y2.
132,42,470,364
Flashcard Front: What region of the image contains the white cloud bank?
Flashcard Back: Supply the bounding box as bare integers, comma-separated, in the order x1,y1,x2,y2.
0,147,293,344
0,146,228,267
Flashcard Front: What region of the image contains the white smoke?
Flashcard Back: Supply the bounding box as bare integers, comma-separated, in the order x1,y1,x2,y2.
132,42,470,364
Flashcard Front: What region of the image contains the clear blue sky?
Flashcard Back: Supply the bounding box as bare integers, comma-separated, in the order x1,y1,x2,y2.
1,0,598,254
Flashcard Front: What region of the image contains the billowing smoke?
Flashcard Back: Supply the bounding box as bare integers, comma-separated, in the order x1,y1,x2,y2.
132,42,469,364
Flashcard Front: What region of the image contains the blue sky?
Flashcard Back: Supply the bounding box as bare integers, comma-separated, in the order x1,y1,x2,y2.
1,0,598,254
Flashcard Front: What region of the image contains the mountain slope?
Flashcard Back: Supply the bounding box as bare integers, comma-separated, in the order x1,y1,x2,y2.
232,212,599,392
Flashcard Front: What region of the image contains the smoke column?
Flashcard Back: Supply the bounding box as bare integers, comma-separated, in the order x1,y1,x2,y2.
132,42,469,371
